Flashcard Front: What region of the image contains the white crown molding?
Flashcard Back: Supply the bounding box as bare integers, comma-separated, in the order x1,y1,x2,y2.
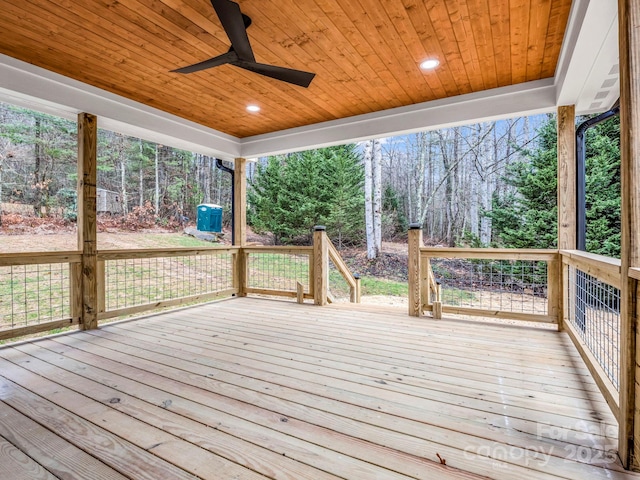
240,79,556,158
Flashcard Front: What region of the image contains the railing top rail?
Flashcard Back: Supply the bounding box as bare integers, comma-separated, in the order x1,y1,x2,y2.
421,247,558,260
629,267,640,281
0,251,82,266
243,246,314,254
98,246,239,260
560,249,621,289
327,241,357,290
560,249,622,268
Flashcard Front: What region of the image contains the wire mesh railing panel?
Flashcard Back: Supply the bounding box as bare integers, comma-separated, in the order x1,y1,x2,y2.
246,253,310,293
430,257,548,315
104,253,233,311
0,263,71,330
567,265,620,390
328,258,351,302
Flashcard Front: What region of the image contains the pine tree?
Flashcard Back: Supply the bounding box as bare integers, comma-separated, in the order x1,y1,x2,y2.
584,115,620,257
488,115,558,249
488,114,621,257
248,145,364,246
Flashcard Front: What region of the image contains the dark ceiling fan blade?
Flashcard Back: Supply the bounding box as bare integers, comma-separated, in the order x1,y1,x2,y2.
210,0,255,62
172,50,239,74
235,61,316,88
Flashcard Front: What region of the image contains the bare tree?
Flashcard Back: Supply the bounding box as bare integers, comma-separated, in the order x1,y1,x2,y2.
363,140,376,258
373,138,382,253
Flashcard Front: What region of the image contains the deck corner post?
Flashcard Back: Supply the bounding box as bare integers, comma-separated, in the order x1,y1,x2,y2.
313,226,328,306
618,0,640,469
557,104,576,331
77,112,98,331
408,223,423,317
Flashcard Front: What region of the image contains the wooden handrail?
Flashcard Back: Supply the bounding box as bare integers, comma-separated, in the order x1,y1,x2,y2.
421,247,557,261
417,247,559,323
328,242,356,290
0,251,82,266
98,246,239,260
560,249,621,289
327,240,360,303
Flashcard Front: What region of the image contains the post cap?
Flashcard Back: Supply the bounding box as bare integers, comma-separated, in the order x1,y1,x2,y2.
314,225,326,231
408,223,422,230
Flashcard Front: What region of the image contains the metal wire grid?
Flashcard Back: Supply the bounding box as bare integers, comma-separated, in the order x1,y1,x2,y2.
0,263,71,329
328,259,351,302
246,253,310,293
104,253,233,311
567,266,620,390
430,258,548,314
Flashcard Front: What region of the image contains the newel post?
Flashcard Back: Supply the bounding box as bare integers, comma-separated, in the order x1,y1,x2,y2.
313,226,328,306
408,223,423,317
77,113,98,330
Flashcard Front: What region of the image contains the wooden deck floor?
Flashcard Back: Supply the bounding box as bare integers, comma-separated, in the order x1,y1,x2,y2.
1,297,639,479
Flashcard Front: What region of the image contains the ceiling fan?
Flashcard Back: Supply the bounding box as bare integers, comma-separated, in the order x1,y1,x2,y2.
172,0,316,88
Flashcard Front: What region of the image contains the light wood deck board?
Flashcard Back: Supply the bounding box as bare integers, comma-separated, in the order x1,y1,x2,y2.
162,308,602,395
0,434,57,480
0,400,128,480
0,296,637,479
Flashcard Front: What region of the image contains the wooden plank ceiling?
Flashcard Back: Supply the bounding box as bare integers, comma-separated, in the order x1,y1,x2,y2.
0,0,571,138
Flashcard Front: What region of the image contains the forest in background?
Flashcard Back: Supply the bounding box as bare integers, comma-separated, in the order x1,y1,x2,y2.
0,102,621,258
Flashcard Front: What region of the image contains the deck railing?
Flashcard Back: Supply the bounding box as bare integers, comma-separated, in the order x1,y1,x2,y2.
243,246,313,300
420,247,560,323
561,249,621,417
406,227,623,421
0,228,359,342
0,251,81,341
97,247,238,320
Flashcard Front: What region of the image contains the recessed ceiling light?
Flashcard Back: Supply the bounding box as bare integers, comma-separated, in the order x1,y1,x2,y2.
246,104,261,113
420,59,440,70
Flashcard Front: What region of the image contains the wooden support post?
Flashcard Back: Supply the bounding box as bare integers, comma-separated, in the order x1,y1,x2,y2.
296,282,305,304
351,274,362,303
233,157,247,247
408,224,423,317
433,283,443,319
557,105,576,250
557,105,576,331
234,251,247,297
69,262,82,323
96,260,105,314
313,226,328,306
422,257,431,310
77,113,98,330
547,255,562,327
618,0,640,469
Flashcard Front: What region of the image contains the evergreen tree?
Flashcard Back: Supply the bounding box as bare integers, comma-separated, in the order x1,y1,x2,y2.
488,115,558,249
248,145,364,246
488,114,621,257
584,115,620,257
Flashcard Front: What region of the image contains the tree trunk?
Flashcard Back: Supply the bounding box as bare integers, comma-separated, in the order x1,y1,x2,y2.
203,155,212,204
118,135,128,215
33,116,44,217
363,140,376,259
154,144,160,214
373,138,382,252
139,141,144,208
